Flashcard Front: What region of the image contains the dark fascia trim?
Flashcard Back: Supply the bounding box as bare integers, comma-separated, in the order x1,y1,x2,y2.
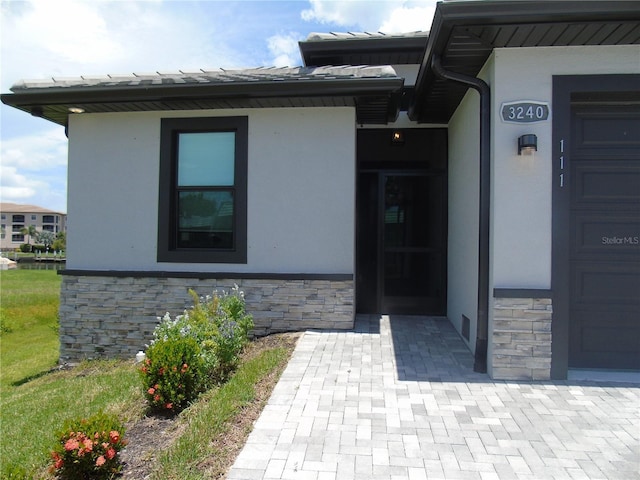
493,288,552,299
299,35,429,66
410,0,640,121
58,270,354,281
1,77,403,118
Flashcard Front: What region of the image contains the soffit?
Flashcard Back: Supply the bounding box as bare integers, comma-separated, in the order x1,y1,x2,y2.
411,1,640,123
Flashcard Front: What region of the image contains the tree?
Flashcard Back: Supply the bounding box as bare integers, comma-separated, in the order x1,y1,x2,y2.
20,225,37,245
35,231,56,250
52,231,66,252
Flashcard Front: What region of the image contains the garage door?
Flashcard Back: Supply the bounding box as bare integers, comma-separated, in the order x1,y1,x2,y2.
568,103,640,369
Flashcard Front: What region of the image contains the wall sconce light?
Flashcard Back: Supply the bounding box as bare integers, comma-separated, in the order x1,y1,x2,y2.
391,130,405,145
518,134,537,156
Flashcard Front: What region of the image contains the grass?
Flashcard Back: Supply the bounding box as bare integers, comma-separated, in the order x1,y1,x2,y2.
0,270,61,388
0,270,297,479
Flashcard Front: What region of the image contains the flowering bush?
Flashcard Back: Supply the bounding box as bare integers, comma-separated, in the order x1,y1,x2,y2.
141,335,205,411
50,411,126,479
140,285,254,412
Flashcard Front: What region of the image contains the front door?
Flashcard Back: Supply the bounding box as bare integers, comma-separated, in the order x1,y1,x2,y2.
356,129,447,315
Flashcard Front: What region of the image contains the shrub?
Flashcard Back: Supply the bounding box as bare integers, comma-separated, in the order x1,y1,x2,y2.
19,243,32,253
140,285,254,412
140,335,205,412
50,411,126,479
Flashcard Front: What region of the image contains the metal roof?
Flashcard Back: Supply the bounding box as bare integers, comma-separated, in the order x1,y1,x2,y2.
1,66,403,126
410,0,640,123
300,31,429,66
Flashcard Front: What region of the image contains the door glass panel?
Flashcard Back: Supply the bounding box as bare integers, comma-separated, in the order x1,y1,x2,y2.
384,176,442,248
384,252,441,297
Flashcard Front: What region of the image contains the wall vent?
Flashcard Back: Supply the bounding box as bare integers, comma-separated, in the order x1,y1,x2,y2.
462,315,470,341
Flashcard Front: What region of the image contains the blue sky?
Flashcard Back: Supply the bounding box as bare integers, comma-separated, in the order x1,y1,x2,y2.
1,0,438,213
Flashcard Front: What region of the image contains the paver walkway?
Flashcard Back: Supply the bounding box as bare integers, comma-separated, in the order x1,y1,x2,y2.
228,315,640,480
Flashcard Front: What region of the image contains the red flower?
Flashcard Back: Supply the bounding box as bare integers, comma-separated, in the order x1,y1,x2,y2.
106,447,117,460
154,394,161,402
148,387,155,395
158,367,165,375
165,402,173,409
96,455,106,466
109,431,120,444
51,451,64,469
181,363,189,373
64,438,79,451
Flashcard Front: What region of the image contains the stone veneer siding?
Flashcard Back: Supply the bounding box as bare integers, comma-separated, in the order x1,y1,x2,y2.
492,290,553,381
58,272,354,362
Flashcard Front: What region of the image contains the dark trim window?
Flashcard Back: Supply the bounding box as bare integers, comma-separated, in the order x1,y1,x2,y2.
158,116,248,263
43,215,55,223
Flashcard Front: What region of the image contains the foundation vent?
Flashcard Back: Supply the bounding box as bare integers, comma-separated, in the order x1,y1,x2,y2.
462,315,470,341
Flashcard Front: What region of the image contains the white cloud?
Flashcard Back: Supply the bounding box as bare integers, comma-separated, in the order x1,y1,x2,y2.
301,0,436,33
268,32,303,67
0,128,68,211
379,5,436,33
1,128,68,171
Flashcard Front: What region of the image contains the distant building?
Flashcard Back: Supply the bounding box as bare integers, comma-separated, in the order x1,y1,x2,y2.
0,202,67,251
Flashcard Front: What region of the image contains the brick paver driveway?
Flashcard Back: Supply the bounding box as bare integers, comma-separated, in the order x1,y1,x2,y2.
228,315,640,480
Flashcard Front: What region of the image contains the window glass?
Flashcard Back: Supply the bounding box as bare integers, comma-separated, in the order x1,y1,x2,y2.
178,132,235,187
177,191,234,249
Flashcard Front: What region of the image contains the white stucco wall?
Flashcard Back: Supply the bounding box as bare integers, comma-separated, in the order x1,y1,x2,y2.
491,45,640,289
447,87,481,352
66,107,356,274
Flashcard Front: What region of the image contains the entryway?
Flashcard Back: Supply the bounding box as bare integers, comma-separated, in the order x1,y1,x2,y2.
356,128,448,315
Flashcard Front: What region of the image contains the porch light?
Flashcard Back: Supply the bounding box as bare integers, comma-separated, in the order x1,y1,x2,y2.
518,134,537,155
391,130,405,145
68,107,85,114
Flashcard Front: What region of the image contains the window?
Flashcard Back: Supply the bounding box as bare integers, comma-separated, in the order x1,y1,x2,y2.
43,225,55,232
43,215,55,223
158,116,248,263
12,234,24,242
12,215,24,223
31,215,37,221
12,224,24,232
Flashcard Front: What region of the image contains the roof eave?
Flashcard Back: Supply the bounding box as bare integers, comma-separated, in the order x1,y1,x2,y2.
1,76,404,126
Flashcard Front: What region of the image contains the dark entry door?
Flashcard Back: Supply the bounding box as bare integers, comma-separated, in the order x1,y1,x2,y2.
356,129,447,315
567,103,640,369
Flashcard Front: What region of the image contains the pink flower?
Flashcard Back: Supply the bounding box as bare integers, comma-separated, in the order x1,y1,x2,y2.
148,387,155,395
96,455,106,466
109,431,120,444
106,447,116,460
165,402,173,410
64,438,79,451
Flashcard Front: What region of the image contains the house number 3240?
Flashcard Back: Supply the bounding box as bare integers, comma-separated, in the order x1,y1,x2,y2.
501,101,549,123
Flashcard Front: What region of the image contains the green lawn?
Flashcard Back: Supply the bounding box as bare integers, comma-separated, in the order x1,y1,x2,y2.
0,270,61,388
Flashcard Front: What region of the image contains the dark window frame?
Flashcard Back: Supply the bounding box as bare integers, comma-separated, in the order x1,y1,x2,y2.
158,116,248,264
